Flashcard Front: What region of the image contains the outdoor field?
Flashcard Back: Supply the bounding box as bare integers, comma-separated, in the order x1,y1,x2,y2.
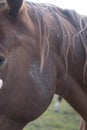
24,95,81,130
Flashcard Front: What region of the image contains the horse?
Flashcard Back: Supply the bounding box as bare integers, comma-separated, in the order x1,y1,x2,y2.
0,0,87,130
54,95,62,112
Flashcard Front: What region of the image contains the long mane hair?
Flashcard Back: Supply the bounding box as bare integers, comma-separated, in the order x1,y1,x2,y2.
1,1,87,82
26,2,87,81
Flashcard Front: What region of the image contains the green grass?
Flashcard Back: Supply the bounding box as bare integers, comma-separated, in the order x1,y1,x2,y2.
24,96,81,130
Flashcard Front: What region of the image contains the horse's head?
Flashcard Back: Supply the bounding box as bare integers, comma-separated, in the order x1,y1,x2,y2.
0,0,36,89
0,0,56,122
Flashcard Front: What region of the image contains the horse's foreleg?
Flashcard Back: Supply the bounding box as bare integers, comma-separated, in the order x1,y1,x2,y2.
80,120,87,130
54,95,62,112
0,115,26,130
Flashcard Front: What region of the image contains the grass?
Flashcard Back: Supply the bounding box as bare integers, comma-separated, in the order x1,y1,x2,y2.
24,95,81,130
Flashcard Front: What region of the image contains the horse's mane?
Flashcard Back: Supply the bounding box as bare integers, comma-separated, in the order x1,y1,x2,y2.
63,9,87,81
0,1,87,82
26,1,87,82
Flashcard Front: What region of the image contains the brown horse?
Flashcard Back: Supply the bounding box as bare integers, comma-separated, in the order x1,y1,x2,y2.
0,0,87,130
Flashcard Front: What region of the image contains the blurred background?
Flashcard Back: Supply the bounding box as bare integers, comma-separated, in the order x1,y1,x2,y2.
28,0,87,15
24,95,81,130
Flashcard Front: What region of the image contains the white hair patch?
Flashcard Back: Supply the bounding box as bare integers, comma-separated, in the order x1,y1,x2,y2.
0,79,3,89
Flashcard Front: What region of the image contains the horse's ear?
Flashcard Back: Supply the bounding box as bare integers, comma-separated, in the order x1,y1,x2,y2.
7,0,24,17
